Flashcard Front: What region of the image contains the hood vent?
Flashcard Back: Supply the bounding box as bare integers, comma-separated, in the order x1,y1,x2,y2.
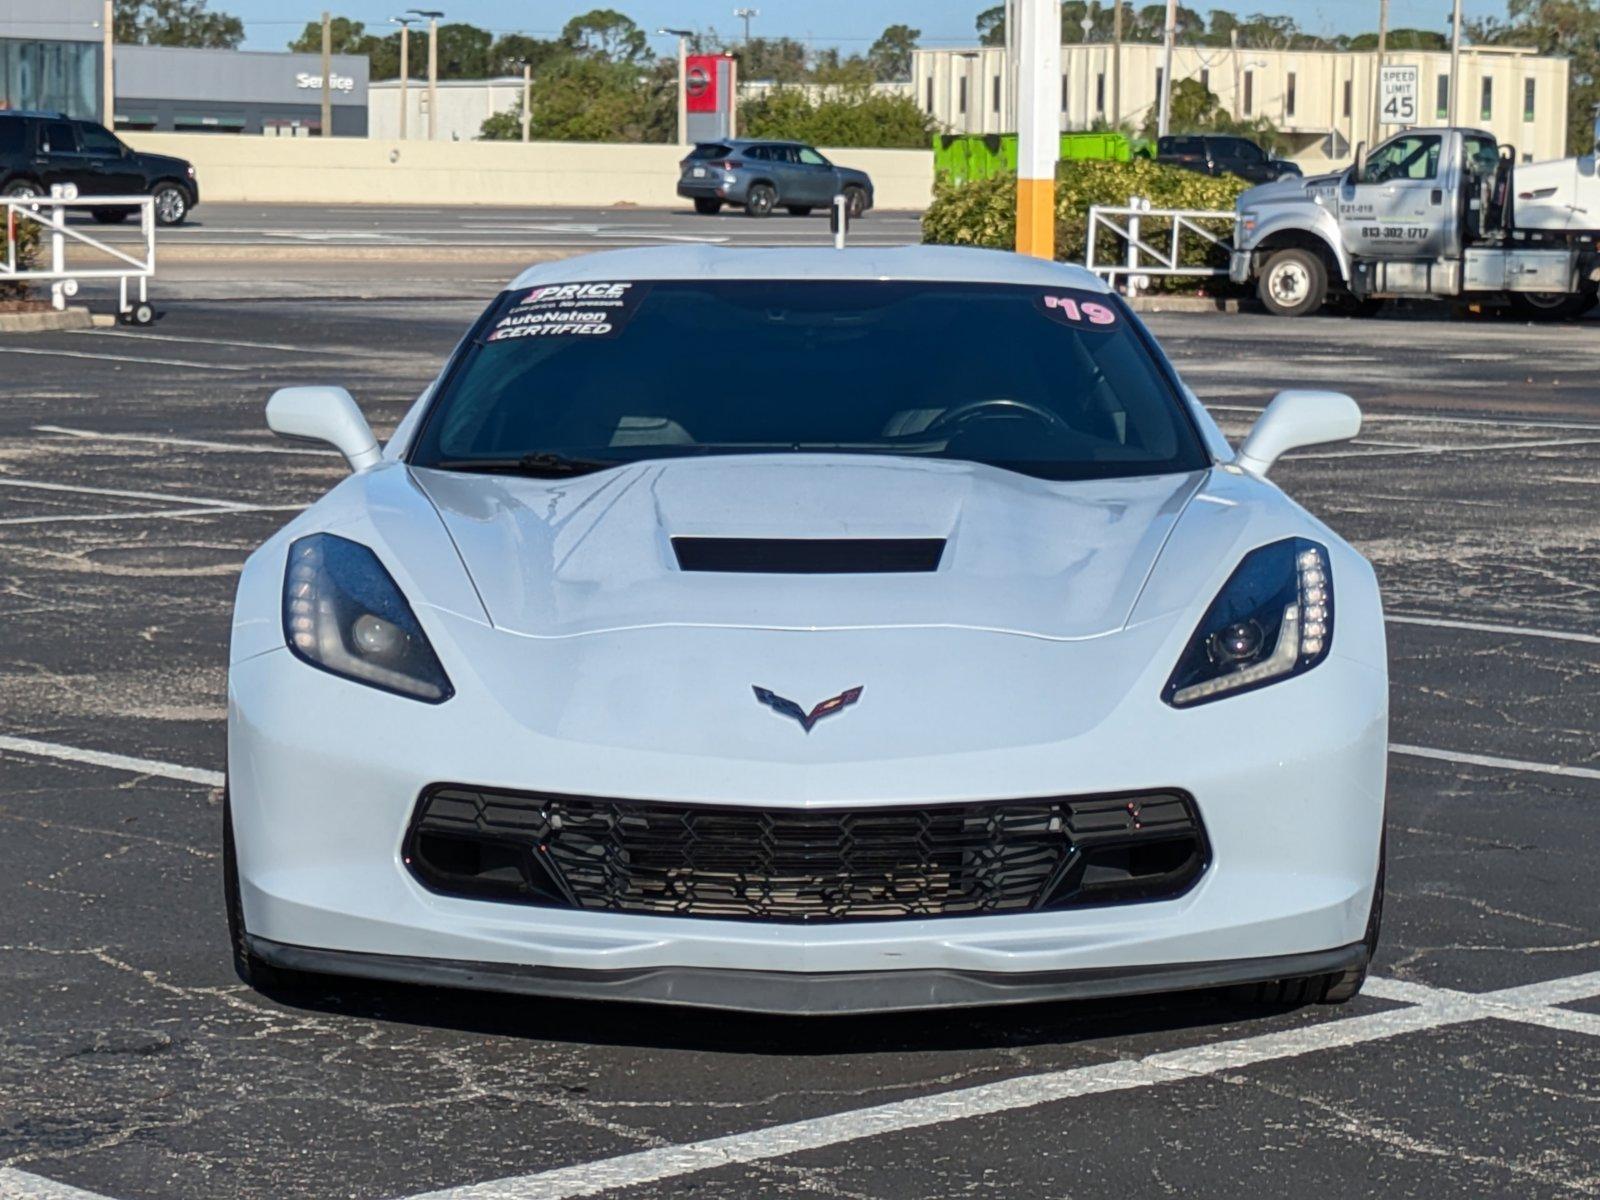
672,537,946,574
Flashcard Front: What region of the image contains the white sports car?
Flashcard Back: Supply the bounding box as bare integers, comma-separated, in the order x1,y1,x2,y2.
226,245,1387,1015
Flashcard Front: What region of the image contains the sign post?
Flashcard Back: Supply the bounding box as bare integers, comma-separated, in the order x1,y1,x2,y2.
1015,0,1061,259
1378,64,1418,128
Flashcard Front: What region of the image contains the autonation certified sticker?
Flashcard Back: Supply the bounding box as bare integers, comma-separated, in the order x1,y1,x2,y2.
487,282,648,343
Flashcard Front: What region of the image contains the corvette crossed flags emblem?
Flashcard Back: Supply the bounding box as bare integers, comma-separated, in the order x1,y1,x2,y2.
752,685,864,733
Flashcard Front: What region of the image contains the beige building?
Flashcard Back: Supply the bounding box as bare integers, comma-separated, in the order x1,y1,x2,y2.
369,77,528,142
912,43,1570,169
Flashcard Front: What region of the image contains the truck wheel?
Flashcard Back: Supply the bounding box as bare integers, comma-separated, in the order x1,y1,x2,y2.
1510,291,1589,322
1258,248,1327,317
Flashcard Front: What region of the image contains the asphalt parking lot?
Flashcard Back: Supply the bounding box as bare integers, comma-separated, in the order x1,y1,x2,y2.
1,263,1598,1199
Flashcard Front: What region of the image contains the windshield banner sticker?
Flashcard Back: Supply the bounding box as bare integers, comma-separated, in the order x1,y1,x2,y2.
487,282,647,344
1037,292,1118,328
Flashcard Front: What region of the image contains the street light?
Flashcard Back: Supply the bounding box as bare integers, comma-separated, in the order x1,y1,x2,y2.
733,7,758,43
658,28,695,146
390,16,415,140
1078,16,1093,128
409,8,444,141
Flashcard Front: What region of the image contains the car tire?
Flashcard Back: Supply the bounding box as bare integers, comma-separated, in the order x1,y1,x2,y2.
745,183,776,218
1239,830,1385,1008
1509,291,1590,322
1257,248,1327,317
843,186,868,219
92,208,131,224
785,205,812,216
151,183,189,227
3,179,42,201
693,197,722,215
223,788,317,997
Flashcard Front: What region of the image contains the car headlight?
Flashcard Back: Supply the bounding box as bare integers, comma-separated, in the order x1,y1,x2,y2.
282,533,453,703
1163,538,1332,708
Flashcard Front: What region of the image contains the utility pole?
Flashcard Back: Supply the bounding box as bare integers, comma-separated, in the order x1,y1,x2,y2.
1369,0,1387,148
409,10,444,140
659,28,694,145
733,7,757,44
521,61,531,142
102,0,113,127
1005,0,1018,131
1447,0,1463,125
1015,0,1060,259
320,11,333,138
1156,0,1177,137
391,16,413,140
1230,28,1240,116
1112,0,1123,125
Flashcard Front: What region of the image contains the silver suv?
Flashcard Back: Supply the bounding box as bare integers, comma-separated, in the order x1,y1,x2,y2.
677,139,874,218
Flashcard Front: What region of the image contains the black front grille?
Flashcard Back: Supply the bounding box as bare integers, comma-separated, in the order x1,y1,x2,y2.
671,537,946,574
406,787,1207,923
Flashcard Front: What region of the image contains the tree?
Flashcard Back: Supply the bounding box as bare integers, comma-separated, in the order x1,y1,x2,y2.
976,4,1006,46
1343,28,1448,50
561,9,650,64
1472,0,1599,153
733,36,810,82
490,34,566,77
481,56,672,143
867,24,920,81
1140,78,1285,152
115,0,243,49
810,48,875,86
287,16,369,55
739,86,937,148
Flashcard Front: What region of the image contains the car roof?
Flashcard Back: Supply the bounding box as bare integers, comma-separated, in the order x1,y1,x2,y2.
508,245,1112,292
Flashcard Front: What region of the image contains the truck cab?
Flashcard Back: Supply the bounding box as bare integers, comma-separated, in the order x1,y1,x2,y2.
1231,125,1600,319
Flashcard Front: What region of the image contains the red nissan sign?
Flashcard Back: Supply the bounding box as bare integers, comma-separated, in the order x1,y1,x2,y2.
685,54,721,113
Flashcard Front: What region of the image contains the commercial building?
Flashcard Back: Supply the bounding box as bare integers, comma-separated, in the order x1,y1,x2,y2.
913,43,1571,169
369,76,523,142
0,0,103,121
114,46,369,136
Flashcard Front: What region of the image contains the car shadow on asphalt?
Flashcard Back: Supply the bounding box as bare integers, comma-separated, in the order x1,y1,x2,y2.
256,976,1323,1056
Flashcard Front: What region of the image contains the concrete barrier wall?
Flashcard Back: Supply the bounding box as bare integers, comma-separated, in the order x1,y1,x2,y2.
121,134,935,211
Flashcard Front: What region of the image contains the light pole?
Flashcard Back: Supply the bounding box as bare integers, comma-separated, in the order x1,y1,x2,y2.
733,7,758,43
1369,0,1388,150
1156,0,1178,138
410,8,444,141
658,29,694,146
1015,0,1060,259
1079,16,1093,129
390,16,414,140
521,60,531,143
1111,0,1123,126
321,11,333,138
1446,0,1463,126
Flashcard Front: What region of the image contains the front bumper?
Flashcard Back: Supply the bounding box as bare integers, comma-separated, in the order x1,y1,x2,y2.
1229,248,1253,284
228,609,1387,1011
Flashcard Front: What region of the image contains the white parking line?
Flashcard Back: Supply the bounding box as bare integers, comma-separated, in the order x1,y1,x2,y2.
1389,743,1600,782
67,329,396,360
0,346,249,372
33,424,335,458
1204,404,1600,434
411,971,1600,1200
0,1167,116,1200
1387,614,1600,646
0,736,222,787
0,502,305,528
0,477,250,509
1295,436,1600,461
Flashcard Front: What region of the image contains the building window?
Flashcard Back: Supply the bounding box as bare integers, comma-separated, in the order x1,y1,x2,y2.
0,39,99,120
1200,68,1210,93
1061,72,1069,111
959,76,968,114
1096,72,1105,113
926,77,933,111
1436,74,1449,119
1243,70,1254,114
1524,77,1536,121
1480,77,1493,121
1343,78,1352,118
1286,72,1296,117
1155,67,1163,98
993,74,1001,113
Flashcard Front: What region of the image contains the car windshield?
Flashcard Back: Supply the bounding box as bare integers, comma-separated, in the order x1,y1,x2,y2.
410,280,1210,482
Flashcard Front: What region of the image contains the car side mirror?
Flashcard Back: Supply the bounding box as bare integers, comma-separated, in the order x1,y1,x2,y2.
1352,141,1366,181
1234,390,1361,477
266,386,382,473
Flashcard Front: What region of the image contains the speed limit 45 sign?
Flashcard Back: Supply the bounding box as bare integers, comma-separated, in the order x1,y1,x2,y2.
1379,64,1419,125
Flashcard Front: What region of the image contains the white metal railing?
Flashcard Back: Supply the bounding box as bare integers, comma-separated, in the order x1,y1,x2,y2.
1084,198,1236,292
2,187,155,319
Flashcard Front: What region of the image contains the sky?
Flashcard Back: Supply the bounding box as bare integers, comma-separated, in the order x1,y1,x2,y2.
233,0,1518,54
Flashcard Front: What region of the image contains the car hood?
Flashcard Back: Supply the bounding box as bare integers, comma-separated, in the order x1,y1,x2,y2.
133,151,191,173
410,455,1204,641
1237,170,1341,209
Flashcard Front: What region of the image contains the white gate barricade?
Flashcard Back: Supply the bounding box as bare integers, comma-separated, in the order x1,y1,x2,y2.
2,187,156,323
1084,197,1236,293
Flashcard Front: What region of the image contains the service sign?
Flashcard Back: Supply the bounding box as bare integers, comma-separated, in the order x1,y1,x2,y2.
1379,65,1418,126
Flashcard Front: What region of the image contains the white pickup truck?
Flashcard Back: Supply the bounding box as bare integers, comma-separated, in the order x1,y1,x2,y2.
1230,123,1600,319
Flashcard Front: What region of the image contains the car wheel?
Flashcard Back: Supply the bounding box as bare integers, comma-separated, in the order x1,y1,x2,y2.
745,183,776,218
1257,247,1327,317
785,205,812,216
92,208,130,224
1509,291,1589,321
843,186,868,219
693,197,722,215
3,179,42,201
224,788,316,996
152,183,189,227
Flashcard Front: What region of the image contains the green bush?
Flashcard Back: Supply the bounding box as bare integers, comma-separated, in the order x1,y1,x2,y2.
739,86,936,149
1,214,40,302
922,159,1251,289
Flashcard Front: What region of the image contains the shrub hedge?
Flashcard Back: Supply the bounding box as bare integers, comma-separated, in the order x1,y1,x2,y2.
1,214,40,302
921,159,1252,289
